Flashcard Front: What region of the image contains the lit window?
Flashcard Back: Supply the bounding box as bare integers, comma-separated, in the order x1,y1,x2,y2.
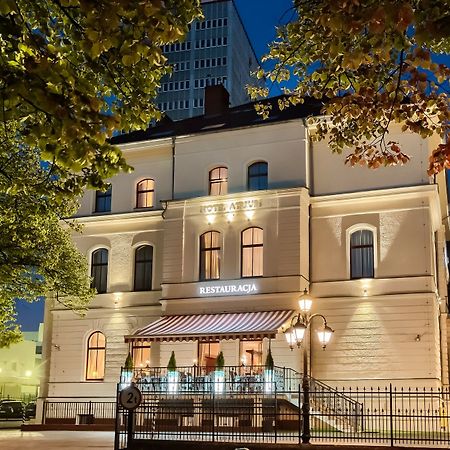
209,167,228,195
132,341,151,368
240,340,263,370
199,231,221,281
248,162,268,190
136,178,155,208
95,185,112,213
241,227,263,277
350,229,374,279
134,245,153,291
91,248,108,293
86,332,106,381
198,341,220,373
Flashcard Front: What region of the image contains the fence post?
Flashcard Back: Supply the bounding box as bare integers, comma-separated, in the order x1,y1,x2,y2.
127,410,134,447
298,382,302,444
389,383,394,447
41,400,47,425
274,384,277,444
114,384,120,450
212,384,215,442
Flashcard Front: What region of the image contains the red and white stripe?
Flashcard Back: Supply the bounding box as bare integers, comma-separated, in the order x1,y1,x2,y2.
125,310,294,342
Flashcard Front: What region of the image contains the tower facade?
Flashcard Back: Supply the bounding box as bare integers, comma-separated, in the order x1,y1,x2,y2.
156,0,259,121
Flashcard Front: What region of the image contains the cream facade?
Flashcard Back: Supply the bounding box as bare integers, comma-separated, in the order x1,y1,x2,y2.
39,103,450,410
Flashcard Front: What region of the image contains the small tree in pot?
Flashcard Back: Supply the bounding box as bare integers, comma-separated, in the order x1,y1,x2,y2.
264,348,275,394
214,351,225,394
167,351,178,393
121,352,134,385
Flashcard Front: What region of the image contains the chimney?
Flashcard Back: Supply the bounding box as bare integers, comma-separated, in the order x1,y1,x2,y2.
204,84,230,116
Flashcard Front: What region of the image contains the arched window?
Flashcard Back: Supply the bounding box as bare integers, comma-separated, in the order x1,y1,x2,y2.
350,229,374,279
91,248,108,294
199,231,221,280
95,185,112,213
241,227,263,277
209,167,228,195
134,245,153,291
86,331,106,381
248,162,268,191
136,179,155,208
132,341,151,368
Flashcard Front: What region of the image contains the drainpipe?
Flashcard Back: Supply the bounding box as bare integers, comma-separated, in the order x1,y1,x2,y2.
171,136,176,200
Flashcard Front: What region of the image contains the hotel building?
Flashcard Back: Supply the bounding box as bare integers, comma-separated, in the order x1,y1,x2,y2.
39,87,450,410
156,0,260,120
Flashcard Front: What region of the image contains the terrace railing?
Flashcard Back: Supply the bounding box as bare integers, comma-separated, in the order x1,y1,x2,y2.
114,380,450,450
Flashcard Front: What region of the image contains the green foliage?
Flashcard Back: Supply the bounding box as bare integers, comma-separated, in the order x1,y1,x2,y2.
0,1,202,347
167,351,177,372
215,351,225,369
265,348,274,370
248,0,449,172
124,353,133,370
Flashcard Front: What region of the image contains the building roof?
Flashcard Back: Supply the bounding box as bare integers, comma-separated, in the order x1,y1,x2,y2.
111,95,324,145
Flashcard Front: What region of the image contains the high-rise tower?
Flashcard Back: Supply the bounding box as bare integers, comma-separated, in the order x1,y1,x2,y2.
156,0,260,121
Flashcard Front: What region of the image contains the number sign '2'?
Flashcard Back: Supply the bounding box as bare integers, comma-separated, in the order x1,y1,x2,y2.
119,385,142,410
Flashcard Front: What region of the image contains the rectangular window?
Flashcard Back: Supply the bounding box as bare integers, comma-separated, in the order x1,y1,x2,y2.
240,340,263,371
95,185,112,213
350,230,374,279
198,342,220,373
132,341,151,368
199,231,221,280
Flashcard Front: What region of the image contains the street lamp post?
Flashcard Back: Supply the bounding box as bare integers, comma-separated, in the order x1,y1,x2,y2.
284,289,334,444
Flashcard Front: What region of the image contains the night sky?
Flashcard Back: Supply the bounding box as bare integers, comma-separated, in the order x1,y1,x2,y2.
16,0,294,332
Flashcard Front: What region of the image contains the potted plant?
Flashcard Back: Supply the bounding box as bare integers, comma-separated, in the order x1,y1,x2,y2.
167,351,178,393
121,352,134,386
214,351,225,394
264,348,275,394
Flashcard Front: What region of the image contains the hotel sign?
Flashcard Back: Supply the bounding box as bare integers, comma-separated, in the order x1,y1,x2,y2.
199,282,258,296
200,199,261,214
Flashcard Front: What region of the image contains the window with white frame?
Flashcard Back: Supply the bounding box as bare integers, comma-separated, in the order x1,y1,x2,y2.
241,227,263,277
209,167,228,195
199,231,221,281
134,245,153,291
350,229,374,279
86,331,106,381
91,248,108,293
136,178,155,208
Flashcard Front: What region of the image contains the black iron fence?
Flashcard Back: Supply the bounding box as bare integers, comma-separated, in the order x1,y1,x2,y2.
42,398,116,425
115,381,450,449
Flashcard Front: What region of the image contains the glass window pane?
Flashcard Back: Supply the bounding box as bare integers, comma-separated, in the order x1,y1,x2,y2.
200,232,220,280
132,341,151,367
239,340,263,370
86,332,106,380
350,230,374,279
134,246,153,291
241,227,263,277
248,162,268,191
209,167,228,195
198,342,220,373
95,186,112,212
91,249,108,293
136,179,155,208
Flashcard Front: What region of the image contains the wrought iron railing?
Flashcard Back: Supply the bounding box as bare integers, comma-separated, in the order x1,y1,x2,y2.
42,398,116,425
114,382,450,449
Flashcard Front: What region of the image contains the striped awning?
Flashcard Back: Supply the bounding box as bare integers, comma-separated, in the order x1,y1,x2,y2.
125,310,294,342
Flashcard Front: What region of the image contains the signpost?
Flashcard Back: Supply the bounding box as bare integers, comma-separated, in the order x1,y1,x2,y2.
119,384,142,445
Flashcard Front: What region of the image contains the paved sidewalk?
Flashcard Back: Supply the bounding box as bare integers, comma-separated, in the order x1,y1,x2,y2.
0,430,114,449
